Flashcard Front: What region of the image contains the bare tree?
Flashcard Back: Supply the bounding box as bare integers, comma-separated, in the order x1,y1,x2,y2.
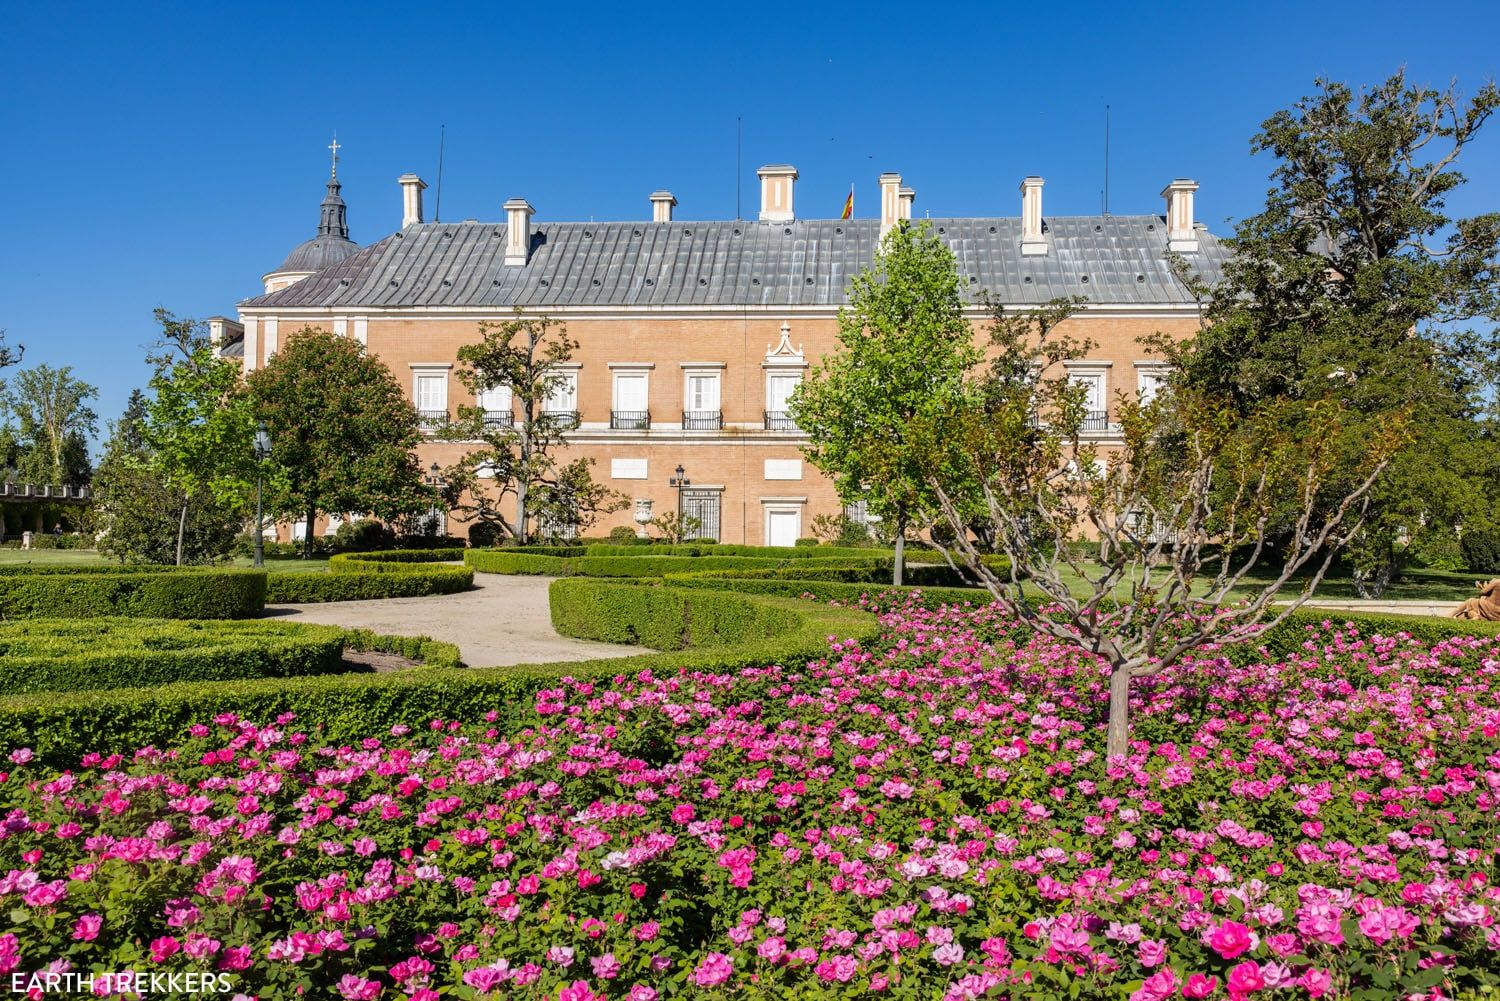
919,300,1406,759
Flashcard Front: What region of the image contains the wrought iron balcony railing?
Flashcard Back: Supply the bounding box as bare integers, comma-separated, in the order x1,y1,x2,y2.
611,410,651,430
682,409,723,430
482,410,514,429
417,409,449,430
763,410,799,431
540,409,580,428
1080,409,1110,432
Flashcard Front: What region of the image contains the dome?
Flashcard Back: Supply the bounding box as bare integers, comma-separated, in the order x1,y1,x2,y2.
276,233,360,273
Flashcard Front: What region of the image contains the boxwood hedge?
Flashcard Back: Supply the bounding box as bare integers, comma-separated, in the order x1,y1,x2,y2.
0,567,266,619
0,581,877,765
0,618,347,695
464,549,891,579
266,550,473,603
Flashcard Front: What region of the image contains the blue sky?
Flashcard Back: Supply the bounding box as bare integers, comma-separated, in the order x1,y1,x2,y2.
1,0,1497,439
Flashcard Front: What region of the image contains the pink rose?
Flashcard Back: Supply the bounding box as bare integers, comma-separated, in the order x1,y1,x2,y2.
72,914,102,942
1183,973,1219,998
694,952,733,987
1206,920,1254,960
1226,961,1265,994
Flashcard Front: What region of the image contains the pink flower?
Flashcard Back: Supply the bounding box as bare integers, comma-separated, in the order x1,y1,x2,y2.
1206,920,1254,960
1297,967,1333,998
694,952,733,987
148,936,180,963
590,953,620,979
932,942,964,966
1183,974,1219,998
72,914,102,942
337,975,382,1000
671,804,695,823
1225,961,1265,995
558,982,602,1001
1358,905,1419,945
1137,939,1167,967
1130,967,1179,1001
628,988,658,1001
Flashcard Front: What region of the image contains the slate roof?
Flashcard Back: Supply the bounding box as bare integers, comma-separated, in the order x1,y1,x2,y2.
274,233,362,274
241,215,1226,310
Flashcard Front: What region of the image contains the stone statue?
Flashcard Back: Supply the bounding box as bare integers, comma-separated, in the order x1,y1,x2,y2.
1451,578,1500,620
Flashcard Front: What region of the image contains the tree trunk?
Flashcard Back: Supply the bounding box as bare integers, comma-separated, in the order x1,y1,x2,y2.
176,501,188,567
1106,665,1131,759
516,479,528,546
893,513,906,586
303,500,317,559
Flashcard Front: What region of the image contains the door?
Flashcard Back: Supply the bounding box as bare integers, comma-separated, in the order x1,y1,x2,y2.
765,507,801,547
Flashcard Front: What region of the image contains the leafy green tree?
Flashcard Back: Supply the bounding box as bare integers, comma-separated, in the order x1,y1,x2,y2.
142,310,257,565
791,222,978,583
1159,70,1500,593
1,364,97,487
247,328,432,558
93,390,245,564
439,312,623,544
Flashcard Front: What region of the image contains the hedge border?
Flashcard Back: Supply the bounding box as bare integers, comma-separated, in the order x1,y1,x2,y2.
0,567,266,619
267,550,473,603
0,583,875,765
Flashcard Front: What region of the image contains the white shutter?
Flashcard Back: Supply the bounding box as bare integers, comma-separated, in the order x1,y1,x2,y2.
768,373,801,410
479,385,513,411
688,374,720,411
545,374,577,412
416,374,447,412
614,374,648,411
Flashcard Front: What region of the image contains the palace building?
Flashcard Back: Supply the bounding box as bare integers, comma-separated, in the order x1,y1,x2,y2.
216,156,1228,546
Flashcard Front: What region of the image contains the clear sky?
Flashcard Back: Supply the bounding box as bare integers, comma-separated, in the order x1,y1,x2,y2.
1,0,1497,440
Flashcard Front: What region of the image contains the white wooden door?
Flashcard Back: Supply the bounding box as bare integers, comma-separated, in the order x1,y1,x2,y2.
766,508,801,547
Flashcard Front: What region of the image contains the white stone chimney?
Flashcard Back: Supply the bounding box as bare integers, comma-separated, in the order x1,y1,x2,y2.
1162,179,1200,252
898,186,915,223
503,198,535,265
650,190,677,223
879,172,902,238
757,164,797,222
399,174,427,227
1020,176,1046,256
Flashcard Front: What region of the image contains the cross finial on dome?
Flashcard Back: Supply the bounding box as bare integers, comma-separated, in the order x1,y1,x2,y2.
328,134,341,179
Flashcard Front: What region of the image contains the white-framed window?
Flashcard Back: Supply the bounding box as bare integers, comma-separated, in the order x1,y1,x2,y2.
415,373,448,412
765,371,802,429
1063,362,1111,431
612,372,649,413
1136,365,1170,403
544,371,578,413
686,372,721,412
478,384,513,412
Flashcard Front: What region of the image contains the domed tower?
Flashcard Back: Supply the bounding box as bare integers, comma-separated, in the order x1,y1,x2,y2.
262,138,361,294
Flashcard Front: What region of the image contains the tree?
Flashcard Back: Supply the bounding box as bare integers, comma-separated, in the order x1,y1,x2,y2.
1160,71,1500,593
247,328,432,558
141,310,257,565
915,297,1405,759
792,222,978,583
93,390,245,564
1,364,97,487
439,312,624,544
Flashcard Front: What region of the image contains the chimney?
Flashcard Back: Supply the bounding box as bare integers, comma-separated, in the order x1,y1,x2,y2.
1162,179,1200,252
1020,176,1046,256
757,164,797,222
879,172,902,238
898,186,915,223
503,198,534,265
650,190,677,223
399,173,427,227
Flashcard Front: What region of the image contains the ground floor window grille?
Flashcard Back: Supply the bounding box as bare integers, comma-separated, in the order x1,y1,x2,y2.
681,490,721,541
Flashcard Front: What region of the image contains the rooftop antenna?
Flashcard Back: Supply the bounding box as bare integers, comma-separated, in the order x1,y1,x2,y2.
1102,104,1111,216
735,115,742,220
434,124,447,223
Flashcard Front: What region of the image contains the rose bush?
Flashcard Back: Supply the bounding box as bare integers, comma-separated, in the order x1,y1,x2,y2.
0,596,1495,999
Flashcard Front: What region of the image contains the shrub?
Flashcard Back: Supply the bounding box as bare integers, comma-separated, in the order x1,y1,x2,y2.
0,583,877,765
332,517,392,552
0,618,348,695
266,550,473,603
608,525,640,543
795,536,820,546
0,566,265,619
1460,525,1500,574
550,578,804,650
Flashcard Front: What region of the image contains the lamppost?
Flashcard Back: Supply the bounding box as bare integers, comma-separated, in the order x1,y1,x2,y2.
425,463,446,537
668,464,690,542
252,422,272,569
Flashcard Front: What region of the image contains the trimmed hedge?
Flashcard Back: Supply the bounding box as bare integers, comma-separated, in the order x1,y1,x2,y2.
551,578,804,650
661,573,992,611
0,567,266,619
0,583,877,765
465,549,890,579
0,618,347,695
266,550,473,603
1255,606,1500,655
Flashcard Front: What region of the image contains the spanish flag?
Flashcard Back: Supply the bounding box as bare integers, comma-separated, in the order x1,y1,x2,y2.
840,185,853,220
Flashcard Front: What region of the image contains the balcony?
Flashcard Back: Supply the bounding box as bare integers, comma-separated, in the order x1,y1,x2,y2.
540,409,580,429
1081,409,1110,432
482,410,514,430
682,409,723,431
763,410,799,431
417,409,449,431
610,410,651,430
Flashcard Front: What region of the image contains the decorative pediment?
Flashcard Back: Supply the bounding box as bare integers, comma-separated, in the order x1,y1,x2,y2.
763,321,807,368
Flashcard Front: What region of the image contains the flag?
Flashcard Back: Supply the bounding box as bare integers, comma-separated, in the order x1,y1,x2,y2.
840,186,853,220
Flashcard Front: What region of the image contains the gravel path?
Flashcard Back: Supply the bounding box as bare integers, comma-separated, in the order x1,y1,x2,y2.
265,573,640,668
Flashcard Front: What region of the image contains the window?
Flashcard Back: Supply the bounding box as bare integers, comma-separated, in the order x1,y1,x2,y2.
1137,366,1169,403
478,384,513,428
1065,366,1109,431
413,371,449,429
683,371,722,429
765,372,802,430
611,372,650,429
544,371,578,415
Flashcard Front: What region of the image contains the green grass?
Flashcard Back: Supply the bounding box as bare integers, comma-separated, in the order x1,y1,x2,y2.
0,549,110,566
1036,562,1482,604
230,556,332,574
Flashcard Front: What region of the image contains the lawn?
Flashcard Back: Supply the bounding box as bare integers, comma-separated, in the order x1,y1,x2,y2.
0,549,329,573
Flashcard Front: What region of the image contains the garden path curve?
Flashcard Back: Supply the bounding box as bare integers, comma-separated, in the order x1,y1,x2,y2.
265,572,639,668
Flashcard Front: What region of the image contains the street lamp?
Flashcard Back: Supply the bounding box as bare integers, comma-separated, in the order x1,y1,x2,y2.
252,422,272,569
668,464,690,541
